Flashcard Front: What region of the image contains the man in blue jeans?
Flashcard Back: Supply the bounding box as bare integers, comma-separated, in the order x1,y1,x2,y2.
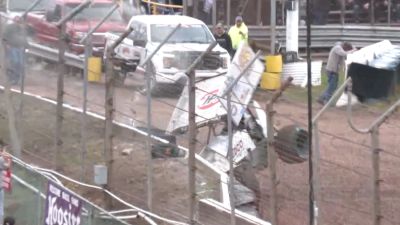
3,20,27,86
318,42,354,105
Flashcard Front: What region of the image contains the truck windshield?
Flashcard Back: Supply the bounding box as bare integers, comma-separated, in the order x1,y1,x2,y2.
150,24,214,44
66,3,123,22
8,0,49,12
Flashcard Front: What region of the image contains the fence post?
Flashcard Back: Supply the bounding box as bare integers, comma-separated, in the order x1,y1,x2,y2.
221,50,262,225
305,0,315,224
144,64,153,211
226,93,236,225
54,0,91,170
256,0,262,25
212,0,217,25
80,34,92,181
80,3,119,182
17,26,26,154
187,69,197,225
312,122,320,225
270,0,276,54
183,0,187,15
371,127,381,225
193,0,199,18
104,47,115,209
370,0,375,25
227,0,231,25
265,77,293,225
266,102,278,225
186,41,217,225
388,0,391,25
103,28,133,209
340,0,345,25
139,23,181,211
54,23,67,170
80,34,91,181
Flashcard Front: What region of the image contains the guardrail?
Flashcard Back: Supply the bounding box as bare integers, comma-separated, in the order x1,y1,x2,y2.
249,25,400,49
27,42,85,69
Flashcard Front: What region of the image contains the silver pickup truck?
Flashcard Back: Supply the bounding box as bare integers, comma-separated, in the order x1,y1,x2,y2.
105,15,230,95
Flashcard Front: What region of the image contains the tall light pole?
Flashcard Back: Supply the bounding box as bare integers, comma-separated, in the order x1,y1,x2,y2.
306,0,315,224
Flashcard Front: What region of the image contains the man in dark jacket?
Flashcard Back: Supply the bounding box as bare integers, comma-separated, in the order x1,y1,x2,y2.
213,23,233,57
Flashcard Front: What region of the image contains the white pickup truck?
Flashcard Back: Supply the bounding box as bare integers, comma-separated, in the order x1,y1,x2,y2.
105,15,230,95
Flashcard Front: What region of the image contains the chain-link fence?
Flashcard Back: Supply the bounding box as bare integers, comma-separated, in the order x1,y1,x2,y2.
0,2,400,225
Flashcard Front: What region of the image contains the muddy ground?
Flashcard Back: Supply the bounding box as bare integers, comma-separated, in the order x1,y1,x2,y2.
0,60,399,225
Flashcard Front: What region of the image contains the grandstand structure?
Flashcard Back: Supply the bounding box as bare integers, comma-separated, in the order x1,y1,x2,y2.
184,0,399,58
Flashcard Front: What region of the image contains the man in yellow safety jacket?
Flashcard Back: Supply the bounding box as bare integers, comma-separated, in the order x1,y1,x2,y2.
228,15,248,56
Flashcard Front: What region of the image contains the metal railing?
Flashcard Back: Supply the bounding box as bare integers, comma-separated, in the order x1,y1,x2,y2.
249,25,400,48
27,42,85,69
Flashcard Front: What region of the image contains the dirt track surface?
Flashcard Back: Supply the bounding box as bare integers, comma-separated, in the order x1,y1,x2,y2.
254,92,400,225
1,60,400,225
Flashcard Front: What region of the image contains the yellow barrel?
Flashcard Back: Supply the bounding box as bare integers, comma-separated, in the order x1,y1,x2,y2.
265,54,283,73
88,57,102,82
261,72,281,90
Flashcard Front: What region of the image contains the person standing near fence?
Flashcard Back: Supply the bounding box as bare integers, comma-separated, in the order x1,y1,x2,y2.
2,18,27,86
317,42,355,106
228,16,248,57
213,23,233,57
0,141,11,223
